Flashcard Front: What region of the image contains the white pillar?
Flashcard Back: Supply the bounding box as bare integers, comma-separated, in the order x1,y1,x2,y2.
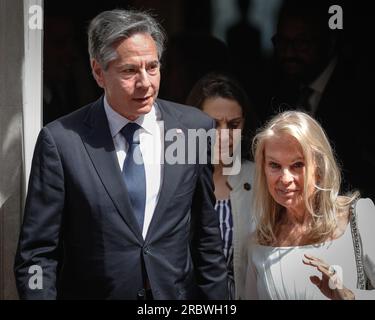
23,0,43,196
0,0,43,300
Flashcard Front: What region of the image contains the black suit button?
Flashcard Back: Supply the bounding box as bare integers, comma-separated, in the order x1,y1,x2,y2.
144,246,150,255
137,289,146,299
244,183,251,191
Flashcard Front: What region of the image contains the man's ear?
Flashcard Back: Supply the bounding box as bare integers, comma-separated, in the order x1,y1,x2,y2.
91,59,105,88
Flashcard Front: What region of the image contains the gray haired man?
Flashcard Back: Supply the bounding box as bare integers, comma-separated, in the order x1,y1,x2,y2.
14,9,228,300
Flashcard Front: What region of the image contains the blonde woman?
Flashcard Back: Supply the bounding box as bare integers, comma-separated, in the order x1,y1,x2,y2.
245,111,375,300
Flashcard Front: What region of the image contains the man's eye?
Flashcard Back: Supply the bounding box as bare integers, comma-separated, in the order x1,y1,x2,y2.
123,68,136,75
147,64,159,74
294,38,312,49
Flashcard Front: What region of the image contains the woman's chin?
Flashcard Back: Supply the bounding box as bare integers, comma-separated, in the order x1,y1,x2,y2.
276,196,300,208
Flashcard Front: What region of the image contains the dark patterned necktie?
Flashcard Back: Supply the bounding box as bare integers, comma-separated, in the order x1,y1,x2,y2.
121,122,146,231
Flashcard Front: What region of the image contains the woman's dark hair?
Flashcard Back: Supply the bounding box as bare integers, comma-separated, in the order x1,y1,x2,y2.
186,72,258,160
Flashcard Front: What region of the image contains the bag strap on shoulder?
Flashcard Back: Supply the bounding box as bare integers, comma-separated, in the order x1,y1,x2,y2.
349,200,368,289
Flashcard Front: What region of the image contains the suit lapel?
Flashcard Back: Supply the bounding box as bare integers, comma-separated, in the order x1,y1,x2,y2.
145,99,189,241
81,97,143,243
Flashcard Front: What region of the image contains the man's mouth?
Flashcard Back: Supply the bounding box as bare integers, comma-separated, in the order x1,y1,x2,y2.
133,96,152,103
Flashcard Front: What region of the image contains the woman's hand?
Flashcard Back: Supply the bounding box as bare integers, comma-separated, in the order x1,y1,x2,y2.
303,254,355,300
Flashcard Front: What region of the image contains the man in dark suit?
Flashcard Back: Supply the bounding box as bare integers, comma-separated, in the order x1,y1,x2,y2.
264,0,373,196
14,9,228,300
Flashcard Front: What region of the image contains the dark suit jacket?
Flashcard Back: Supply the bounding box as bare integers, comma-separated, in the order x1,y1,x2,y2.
14,97,228,300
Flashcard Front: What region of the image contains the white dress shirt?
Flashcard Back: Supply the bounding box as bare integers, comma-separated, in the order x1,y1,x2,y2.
103,96,163,239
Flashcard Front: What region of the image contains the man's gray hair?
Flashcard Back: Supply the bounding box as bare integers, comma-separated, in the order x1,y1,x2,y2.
88,9,166,70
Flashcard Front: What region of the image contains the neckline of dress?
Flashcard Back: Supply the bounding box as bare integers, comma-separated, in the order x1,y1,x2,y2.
255,217,351,250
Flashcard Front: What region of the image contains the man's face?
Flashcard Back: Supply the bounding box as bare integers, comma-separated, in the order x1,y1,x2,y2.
92,33,160,120
273,16,327,82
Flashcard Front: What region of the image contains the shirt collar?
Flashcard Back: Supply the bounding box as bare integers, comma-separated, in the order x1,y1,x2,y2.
309,56,338,95
103,95,160,138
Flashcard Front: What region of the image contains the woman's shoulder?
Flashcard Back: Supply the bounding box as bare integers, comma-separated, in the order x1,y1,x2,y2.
355,197,375,211
240,160,255,178
346,198,375,246
241,159,255,170
353,198,375,266
227,160,255,189
334,197,374,235
355,198,375,226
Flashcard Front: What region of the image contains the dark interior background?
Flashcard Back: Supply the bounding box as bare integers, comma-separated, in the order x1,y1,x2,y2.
43,0,375,198
43,0,373,120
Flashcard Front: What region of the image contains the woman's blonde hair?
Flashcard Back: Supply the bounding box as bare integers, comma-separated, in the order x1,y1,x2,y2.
252,111,359,246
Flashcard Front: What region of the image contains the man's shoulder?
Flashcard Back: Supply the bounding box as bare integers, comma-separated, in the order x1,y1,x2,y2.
156,98,214,129
45,98,100,133
40,98,103,148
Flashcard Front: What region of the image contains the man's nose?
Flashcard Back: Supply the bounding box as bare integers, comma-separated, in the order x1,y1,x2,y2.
281,45,297,59
136,69,151,89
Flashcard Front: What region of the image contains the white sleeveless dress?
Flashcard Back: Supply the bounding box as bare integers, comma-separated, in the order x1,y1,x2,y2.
244,198,375,300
